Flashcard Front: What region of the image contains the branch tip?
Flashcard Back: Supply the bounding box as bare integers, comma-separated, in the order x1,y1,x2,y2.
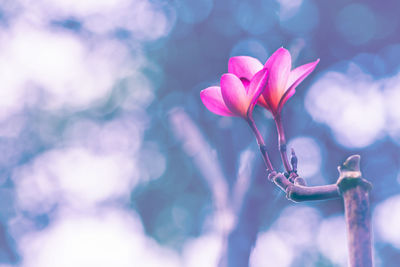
342,155,361,172
338,154,362,181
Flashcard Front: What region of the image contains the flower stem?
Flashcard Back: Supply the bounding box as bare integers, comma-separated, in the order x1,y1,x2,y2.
246,118,274,173
274,115,292,174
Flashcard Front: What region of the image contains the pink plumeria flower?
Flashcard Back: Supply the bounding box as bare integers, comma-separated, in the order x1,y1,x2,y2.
257,47,320,117
200,57,268,120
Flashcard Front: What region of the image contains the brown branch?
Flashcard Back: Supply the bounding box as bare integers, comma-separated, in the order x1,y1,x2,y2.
267,155,373,266
267,171,340,202
337,155,373,267
249,115,373,265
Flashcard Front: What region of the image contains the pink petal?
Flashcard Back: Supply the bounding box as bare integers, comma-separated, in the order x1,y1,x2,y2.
220,73,248,118
257,95,271,111
240,78,250,90
228,56,263,82
262,48,292,112
264,48,292,92
200,86,235,117
277,59,320,112
287,58,320,89
277,87,296,113
247,68,269,117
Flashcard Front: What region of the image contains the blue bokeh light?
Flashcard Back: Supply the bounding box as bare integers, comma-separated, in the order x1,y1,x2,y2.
280,0,319,36
335,3,377,45
230,38,269,63
233,0,278,35
175,0,214,24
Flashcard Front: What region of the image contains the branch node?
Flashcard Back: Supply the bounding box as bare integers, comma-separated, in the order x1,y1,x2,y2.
294,177,306,186
337,177,372,194
285,184,295,201
290,148,298,172
259,144,268,155
279,143,287,152
268,171,277,181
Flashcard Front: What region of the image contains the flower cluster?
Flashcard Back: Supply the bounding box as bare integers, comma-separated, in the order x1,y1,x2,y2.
200,47,319,174
200,47,319,120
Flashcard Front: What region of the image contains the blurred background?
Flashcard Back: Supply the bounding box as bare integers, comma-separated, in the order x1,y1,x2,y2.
0,0,399,266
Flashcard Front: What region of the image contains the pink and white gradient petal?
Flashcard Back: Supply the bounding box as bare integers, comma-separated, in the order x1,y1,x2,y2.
200,86,235,117
257,95,272,111
247,68,269,117
262,48,292,112
286,59,320,89
228,56,263,82
220,73,249,118
264,48,292,93
277,59,320,112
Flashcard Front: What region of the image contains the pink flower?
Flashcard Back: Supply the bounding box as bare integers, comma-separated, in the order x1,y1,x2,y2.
200,56,268,119
257,48,319,116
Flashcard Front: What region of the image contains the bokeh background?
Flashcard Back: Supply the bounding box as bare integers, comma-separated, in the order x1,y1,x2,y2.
0,0,399,266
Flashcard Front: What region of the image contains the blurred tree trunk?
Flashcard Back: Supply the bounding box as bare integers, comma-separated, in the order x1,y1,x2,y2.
219,165,274,267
